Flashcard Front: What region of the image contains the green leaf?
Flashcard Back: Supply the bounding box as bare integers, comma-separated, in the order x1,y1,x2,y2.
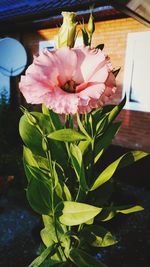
55,180,72,201
78,140,91,155
91,151,148,191
25,165,52,214
96,44,104,50
69,248,107,267
107,95,126,124
30,112,53,134
42,104,62,130
81,28,89,46
24,163,50,183
28,244,59,267
42,103,50,116
19,112,53,156
19,115,43,156
41,216,68,247
94,96,126,138
27,178,52,215
80,225,117,247
99,205,144,221
23,146,39,168
118,205,144,214
58,201,102,226
91,107,103,125
41,215,70,259
94,122,121,163
70,144,88,191
20,111,67,167
51,162,72,201
47,129,87,142
77,113,91,140
95,114,108,135
40,226,54,248
23,146,49,171
49,110,62,129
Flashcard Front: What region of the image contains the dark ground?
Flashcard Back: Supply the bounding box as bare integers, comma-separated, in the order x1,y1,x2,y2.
0,145,150,267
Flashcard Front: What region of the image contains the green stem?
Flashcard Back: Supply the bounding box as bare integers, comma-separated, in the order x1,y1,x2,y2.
46,148,68,262
90,138,95,182
46,150,53,176
54,217,68,261
89,33,92,46
35,123,67,262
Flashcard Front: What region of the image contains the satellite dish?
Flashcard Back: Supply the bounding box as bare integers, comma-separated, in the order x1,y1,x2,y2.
0,37,27,77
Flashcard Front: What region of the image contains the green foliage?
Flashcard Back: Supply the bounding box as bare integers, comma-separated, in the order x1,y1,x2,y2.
81,11,95,46
47,129,87,142
28,244,60,267
69,248,106,267
70,144,88,192
91,150,148,191
19,96,148,267
58,201,102,226
98,205,144,221
25,165,52,215
80,225,117,247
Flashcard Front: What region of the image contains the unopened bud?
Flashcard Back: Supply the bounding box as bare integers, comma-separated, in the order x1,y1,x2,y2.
81,28,89,46
25,112,37,126
55,11,77,48
87,13,95,35
42,137,49,152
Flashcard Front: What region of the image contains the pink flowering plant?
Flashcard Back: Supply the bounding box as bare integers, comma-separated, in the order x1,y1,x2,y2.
19,11,147,267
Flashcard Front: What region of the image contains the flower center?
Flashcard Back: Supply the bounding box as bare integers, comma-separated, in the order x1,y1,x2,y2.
62,79,77,93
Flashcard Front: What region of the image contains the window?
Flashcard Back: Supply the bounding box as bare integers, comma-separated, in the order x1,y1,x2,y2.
123,31,150,112
39,40,55,52
39,37,83,53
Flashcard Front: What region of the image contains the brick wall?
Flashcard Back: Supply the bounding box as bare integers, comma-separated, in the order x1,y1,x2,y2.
91,18,150,152
7,17,150,152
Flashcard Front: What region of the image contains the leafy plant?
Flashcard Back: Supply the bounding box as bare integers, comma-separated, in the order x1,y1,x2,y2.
19,97,147,267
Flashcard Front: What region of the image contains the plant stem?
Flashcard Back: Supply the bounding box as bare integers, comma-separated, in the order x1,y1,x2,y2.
46,148,68,262
54,217,68,261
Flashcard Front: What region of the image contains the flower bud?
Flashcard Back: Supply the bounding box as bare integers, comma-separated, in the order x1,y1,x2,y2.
55,11,77,48
81,28,89,46
42,137,49,152
87,13,95,35
25,111,37,126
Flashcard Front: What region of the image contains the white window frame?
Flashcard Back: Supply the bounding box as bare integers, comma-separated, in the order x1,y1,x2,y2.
123,31,150,112
39,40,55,52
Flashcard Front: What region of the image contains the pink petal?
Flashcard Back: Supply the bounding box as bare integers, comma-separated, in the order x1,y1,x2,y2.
19,75,52,104
30,50,60,86
19,46,117,115
43,86,79,114
105,72,116,89
54,47,77,86
73,47,106,83
77,83,105,100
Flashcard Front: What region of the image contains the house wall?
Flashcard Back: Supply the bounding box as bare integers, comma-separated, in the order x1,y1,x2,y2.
2,17,150,151
92,18,150,152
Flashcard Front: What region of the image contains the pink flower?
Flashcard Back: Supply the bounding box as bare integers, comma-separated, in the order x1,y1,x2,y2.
19,46,116,114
